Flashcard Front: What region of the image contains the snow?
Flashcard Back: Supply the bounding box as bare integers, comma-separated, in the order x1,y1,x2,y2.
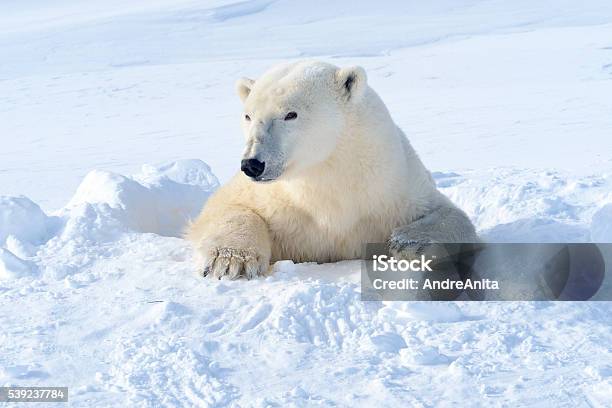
592,204,612,242
0,248,37,280
1,0,612,406
65,160,218,237
0,196,55,246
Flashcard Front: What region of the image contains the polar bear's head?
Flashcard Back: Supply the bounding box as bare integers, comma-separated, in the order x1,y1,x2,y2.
236,61,367,182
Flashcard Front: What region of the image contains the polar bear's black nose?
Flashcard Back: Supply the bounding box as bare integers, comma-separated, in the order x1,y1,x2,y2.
241,158,265,178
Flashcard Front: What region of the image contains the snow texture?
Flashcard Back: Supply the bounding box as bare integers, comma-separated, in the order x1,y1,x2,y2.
1,1,611,407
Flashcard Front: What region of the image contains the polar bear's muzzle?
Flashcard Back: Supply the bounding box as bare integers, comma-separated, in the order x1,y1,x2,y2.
242,131,286,182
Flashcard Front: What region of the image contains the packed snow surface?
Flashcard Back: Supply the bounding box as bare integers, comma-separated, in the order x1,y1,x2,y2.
1,1,611,407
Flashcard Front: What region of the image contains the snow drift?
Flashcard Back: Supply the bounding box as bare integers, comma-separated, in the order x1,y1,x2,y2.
0,159,217,281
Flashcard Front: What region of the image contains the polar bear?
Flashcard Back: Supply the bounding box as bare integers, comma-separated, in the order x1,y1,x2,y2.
187,60,478,279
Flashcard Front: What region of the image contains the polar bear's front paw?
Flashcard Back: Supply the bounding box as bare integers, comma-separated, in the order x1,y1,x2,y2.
200,247,268,280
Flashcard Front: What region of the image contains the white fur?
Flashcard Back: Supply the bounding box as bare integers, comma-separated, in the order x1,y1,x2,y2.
187,61,477,279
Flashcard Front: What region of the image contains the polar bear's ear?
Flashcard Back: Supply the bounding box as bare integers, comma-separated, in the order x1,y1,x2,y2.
335,66,367,101
236,77,255,103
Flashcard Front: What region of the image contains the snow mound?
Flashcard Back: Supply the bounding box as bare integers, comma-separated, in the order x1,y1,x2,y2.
42,159,218,278
483,218,589,243
0,159,218,280
135,160,220,188
4,235,39,259
0,248,37,280
436,169,612,242
65,159,219,238
0,196,54,246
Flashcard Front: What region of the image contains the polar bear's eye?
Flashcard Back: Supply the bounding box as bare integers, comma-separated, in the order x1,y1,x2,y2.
284,112,298,121
244,114,251,121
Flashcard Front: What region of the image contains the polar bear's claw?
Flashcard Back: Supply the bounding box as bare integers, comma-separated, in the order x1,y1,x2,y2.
244,258,261,280
202,247,264,280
